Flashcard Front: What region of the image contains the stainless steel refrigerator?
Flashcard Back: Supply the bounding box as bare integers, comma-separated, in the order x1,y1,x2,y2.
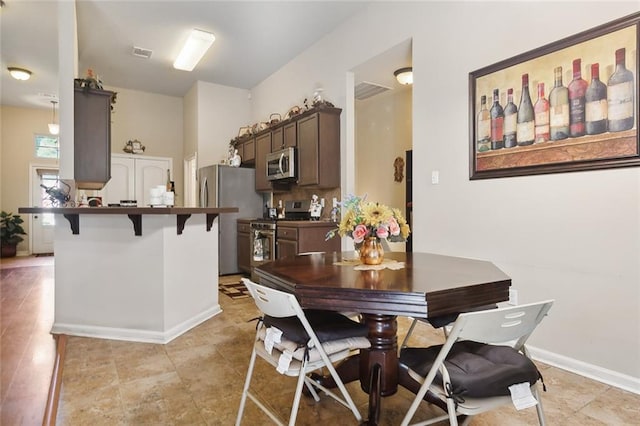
198,165,263,275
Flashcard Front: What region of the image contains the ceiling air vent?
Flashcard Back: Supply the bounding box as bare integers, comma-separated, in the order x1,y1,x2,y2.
132,46,153,59
354,81,392,100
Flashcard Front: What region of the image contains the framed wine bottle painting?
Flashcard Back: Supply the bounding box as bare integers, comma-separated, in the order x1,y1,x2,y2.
469,12,639,179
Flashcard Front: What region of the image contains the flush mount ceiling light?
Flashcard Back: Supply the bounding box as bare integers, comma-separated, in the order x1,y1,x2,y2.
8,67,32,81
394,67,413,85
48,100,59,135
173,29,215,71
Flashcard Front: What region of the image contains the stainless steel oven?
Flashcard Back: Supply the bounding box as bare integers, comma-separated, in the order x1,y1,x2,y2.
250,220,277,281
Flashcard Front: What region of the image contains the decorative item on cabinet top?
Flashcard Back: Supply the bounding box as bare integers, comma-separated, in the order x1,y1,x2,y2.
74,68,118,111
123,139,145,154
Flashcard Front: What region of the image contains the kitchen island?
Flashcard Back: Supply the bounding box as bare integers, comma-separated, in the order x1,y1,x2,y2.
19,207,237,343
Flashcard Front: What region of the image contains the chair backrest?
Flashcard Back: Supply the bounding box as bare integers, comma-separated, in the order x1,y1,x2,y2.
242,278,302,319
448,300,554,351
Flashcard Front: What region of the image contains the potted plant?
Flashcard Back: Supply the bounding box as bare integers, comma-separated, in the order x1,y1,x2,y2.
1,211,27,258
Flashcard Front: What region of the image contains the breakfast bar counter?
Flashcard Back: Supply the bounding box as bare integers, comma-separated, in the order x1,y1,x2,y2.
19,206,238,343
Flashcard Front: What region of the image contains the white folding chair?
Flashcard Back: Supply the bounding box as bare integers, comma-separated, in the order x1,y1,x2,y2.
400,304,498,349
400,300,554,426
236,278,369,426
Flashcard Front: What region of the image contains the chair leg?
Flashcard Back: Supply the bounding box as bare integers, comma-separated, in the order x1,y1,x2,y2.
532,385,547,426
236,348,258,426
288,363,309,426
445,396,458,426
401,318,419,349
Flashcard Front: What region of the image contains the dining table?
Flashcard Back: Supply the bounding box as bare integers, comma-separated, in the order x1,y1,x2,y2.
254,251,512,426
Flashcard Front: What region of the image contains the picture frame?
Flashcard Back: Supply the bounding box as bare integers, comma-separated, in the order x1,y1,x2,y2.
469,12,639,180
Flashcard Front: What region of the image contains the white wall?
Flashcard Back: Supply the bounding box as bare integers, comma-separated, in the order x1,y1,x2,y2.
194,81,251,168
250,1,640,389
106,86,184,203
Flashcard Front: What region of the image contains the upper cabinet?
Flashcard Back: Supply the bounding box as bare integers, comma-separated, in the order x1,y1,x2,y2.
271,121,297,151
297,107,341,188
74,88,115,190
255,132,272,192
247,105,341,192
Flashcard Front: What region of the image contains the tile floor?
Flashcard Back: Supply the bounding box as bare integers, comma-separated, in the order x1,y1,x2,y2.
1,256,639,425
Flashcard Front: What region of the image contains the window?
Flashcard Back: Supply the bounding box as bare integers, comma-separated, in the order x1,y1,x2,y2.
35,134,59,159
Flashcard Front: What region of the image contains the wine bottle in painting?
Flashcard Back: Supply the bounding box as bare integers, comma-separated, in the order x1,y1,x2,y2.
607,48,635,132
585,63,608,135
568,58,588,137
503,88,517,148
516,73,535,146
490,88,504,150
549,66,570,140
534,82,550,143
476,95,491,152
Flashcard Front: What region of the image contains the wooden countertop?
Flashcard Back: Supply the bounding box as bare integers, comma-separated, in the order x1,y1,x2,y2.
19,207,238,215
276,220,337,228
19,206,238,236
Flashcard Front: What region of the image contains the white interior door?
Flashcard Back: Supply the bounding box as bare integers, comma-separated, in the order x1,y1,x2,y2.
31,167,58,254
135,158,172,206
100,156,135,205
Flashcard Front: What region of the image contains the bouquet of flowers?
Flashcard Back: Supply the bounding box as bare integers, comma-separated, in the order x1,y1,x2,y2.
326,194,410,249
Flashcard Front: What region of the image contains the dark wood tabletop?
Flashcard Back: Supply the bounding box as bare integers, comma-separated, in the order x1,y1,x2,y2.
255,251,512,425
255,251,511,318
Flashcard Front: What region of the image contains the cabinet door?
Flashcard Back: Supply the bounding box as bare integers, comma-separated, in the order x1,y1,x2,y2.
237,231,251,273
135,158,172,206
271,126,283,151
255,132,272,192
297,113,320,186
100,157,135,204
74,88,113,189
277,239,298,260
243,138,255,163
283,122,297,147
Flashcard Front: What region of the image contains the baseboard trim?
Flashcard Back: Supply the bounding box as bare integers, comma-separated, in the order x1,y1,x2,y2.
51,305,223,344
529,346,640,395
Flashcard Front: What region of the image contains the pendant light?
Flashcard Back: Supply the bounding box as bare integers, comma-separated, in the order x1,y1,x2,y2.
48,100,59,135
394,67,413,85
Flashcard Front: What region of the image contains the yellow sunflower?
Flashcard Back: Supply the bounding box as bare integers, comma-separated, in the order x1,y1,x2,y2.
361,202,393,227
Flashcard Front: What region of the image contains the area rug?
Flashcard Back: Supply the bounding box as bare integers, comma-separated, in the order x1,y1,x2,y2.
219,274,251,300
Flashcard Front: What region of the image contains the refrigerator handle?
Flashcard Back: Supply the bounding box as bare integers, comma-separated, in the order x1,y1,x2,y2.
201,177,208,207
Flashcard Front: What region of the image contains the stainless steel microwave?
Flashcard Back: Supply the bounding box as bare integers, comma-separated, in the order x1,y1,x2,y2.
266,147,296,181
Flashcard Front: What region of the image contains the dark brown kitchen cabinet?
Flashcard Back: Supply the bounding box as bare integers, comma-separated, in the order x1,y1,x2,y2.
255,131,272,192
276,222,341,260
296,108,341,188
271,121,297,151
271,125,283,151
242,138,255,164
237,220,252,274
74,87,114,190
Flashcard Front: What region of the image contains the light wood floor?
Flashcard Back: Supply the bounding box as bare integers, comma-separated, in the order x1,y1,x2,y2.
1,255,639,425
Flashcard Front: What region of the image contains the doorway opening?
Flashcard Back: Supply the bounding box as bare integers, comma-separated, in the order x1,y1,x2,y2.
30,165,59,254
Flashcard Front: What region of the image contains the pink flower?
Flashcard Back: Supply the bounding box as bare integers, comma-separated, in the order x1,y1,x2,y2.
388,217,400,236
376,226,389,239
352,224,369,243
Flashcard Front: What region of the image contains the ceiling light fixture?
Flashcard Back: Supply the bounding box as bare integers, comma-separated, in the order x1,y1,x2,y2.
173,29,215,71
48,100,59,135
394,67,413,85
8,67,32,81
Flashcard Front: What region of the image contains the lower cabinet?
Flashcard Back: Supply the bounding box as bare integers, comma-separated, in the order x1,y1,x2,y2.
101,154,173,206
237,220,252,274
276,222,341,260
